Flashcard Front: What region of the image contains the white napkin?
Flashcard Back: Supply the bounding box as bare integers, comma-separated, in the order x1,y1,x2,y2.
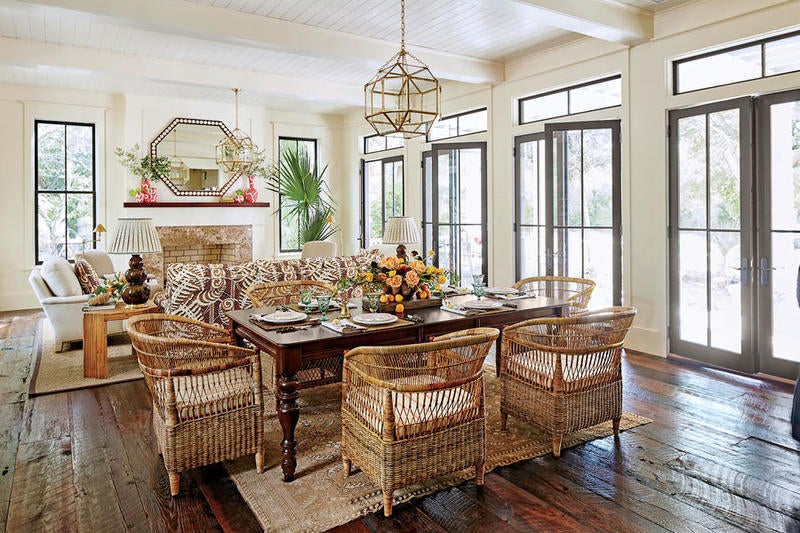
320,319,367,333
440,304,473,316
490,292,536,300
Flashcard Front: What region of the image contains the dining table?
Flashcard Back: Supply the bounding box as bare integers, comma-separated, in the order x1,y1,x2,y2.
226,292,569,482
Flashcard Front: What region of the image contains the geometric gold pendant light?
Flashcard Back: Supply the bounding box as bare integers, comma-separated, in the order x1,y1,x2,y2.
364,0,441,138
215,88,256,173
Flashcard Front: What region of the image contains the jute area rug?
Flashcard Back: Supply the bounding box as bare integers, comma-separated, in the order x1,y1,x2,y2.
226,371,651,532
28,320,142,396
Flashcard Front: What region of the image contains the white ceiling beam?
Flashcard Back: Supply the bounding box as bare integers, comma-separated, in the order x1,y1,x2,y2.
6,0,504,84
0,36,364,105
493,0,653,44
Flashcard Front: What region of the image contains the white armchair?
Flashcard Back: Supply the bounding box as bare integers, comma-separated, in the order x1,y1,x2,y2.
28,252,123,352
300,240,337,258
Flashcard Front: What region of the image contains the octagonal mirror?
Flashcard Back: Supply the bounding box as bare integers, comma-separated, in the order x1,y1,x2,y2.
149,118,243,196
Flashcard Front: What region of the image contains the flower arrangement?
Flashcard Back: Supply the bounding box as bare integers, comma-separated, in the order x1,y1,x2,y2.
115,144,170,204
351,250,447,300
88,273,126,305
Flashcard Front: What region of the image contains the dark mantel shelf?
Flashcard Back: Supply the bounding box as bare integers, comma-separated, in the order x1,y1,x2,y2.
123,202,270,208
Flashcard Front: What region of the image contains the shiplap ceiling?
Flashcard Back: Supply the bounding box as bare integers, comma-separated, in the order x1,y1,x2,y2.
0,0,691,114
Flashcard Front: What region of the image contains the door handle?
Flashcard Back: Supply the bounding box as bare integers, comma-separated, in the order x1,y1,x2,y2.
759,258,776,287
732,258,751,287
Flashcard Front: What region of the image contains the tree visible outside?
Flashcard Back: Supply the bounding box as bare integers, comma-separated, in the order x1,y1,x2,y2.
36,122,94,263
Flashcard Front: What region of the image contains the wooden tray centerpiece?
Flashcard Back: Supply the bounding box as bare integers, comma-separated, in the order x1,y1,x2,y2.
362,294,443,313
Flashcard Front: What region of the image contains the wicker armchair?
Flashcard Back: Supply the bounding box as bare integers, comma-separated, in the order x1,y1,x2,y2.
245,280,335,308
500,306,636,457
512,276,596,314
127,314,265,496
341,327,500,517
246,280,341,389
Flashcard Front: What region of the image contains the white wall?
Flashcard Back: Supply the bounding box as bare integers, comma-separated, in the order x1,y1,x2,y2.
2,88,346,311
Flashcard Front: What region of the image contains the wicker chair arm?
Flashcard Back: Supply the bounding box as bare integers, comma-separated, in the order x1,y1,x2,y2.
141,354,257,378
345,363,483,393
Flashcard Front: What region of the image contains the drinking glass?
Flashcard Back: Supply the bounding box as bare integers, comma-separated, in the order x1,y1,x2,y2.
365,292,382,313
472,281,486,300
472,273,484,285
299,288,314,310
316,295,331,321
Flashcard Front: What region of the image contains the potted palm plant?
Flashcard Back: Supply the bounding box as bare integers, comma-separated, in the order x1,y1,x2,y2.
256,146,338,245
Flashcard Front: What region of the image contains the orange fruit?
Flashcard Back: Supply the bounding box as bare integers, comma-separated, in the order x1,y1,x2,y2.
395,303,404,313
379,294,388,303
395,294,403,302
386,294,395,302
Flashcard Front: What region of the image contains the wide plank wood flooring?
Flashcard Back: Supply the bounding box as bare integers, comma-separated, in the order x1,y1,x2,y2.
1,310,798,532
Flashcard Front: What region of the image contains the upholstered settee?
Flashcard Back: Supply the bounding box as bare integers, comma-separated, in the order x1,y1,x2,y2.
154,250,383,327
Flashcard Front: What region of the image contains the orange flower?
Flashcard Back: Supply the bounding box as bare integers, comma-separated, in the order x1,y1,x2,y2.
405,271,420,287
410,259,426,274
387,274,403,288
380,256,400,270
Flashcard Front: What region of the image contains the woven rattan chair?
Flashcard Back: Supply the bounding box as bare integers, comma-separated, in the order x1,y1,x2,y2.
245,280,340,389
500,306,636,457
127,314,265,496
341,327,500,517
245,280,335,308
512,276,596,314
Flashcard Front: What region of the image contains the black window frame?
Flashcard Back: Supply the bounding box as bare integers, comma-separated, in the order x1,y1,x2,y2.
277,136,318,253
34,119,96,265
363,133,404,155
360,155,405,249
518,75,622,125
425,107,488,143
673,29,800,95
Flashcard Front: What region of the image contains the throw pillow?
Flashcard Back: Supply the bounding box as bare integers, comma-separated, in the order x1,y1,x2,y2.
74,256,102,294
40,256,82,297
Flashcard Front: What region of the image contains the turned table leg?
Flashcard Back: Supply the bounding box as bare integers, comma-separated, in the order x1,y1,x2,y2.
277,371,301,482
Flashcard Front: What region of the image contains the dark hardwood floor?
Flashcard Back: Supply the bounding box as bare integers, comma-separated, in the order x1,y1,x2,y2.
1,310,799,532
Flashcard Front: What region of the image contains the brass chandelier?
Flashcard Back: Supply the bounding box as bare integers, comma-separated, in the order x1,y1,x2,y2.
364,0,441,138
216,88,256,173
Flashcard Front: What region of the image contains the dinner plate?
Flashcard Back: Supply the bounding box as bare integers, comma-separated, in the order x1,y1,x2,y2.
485,287,519,295
351,313,399,325
260,310,308,324
462,300,504,310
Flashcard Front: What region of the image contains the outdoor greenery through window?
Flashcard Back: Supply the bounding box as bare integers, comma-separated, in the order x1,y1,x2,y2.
674,30,800,94
278,137,317,252
362,156,403,248
426,108,487,142
519,75,621,124
364,133,404,154
35,120,95,264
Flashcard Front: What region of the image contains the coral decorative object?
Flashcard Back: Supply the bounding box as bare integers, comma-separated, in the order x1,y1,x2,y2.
244,175,258,203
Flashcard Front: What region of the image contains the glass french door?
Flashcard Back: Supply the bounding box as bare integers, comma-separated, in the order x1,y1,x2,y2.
422,142,487,283
360,156,403,248
669,93,800,379
514,121,621,307
756,90,800,378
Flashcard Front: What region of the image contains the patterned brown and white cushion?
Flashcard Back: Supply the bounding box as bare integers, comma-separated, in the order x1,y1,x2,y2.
74,256,102,294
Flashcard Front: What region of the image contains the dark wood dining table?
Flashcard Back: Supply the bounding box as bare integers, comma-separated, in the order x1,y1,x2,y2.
226,294,568,482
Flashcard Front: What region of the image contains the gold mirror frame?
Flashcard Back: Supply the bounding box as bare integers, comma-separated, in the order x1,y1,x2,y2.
149,117,242,197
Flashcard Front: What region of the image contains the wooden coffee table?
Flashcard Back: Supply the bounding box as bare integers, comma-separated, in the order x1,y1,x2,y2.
82,301,158,378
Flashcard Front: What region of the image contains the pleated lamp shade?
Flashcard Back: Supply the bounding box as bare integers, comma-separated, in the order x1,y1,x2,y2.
383,216,421,245
108,218,162,255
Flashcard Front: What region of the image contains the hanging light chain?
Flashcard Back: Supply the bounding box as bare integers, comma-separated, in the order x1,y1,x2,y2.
400,0,405,53
233,88,240,131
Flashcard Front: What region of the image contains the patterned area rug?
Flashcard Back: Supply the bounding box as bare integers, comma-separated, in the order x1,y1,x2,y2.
28,320,142,396
226,371,651,532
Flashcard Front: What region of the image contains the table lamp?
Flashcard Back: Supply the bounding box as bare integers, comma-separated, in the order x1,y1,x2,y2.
108,218,162,305
383,216,421,262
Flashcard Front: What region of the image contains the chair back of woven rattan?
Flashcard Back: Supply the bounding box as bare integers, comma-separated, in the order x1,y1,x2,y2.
499,306,636,457
342,327,499,516
245,280,335,308
512,276,595,313
125,313,265,496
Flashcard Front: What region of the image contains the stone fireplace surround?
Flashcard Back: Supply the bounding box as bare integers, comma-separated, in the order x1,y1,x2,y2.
144,225,253,286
